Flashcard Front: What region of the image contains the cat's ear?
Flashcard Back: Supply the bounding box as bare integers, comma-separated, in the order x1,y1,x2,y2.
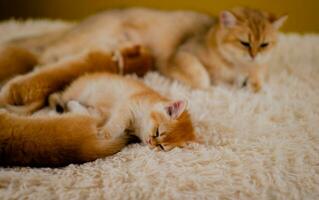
219,11,237,28
271,15,288,29
165,100,187,119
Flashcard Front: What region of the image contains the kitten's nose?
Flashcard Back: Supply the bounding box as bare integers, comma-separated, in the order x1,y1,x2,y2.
148,138,156,145
249,49,257,60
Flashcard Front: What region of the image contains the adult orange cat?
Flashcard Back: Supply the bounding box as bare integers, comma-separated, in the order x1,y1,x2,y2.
0,7,287,112
0,73,195,167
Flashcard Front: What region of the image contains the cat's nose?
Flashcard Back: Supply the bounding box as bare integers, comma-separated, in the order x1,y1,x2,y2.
148,138,156,145
249,49,257,60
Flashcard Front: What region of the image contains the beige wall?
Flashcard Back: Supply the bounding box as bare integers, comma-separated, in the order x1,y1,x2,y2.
1,0,318,33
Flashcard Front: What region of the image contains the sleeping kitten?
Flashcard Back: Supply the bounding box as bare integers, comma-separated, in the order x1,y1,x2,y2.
0,72,195,166
0,7,286,111
49,72,195,151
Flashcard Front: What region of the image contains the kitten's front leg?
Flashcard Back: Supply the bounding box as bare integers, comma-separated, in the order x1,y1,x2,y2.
65,100,106,126
100,107,132,140
66,101,91,115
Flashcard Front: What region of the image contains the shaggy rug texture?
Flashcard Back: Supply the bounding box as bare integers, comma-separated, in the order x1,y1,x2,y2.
0,19,318,200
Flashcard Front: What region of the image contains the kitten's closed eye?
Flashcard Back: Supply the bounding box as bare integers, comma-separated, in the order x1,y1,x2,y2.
260,43,269,48
158,144,165,150
240,41,250,48
155,127,159,137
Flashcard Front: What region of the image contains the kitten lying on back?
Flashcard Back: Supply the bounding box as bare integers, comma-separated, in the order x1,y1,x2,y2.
0,73,195,167
0,7,287,112
49,73,195,151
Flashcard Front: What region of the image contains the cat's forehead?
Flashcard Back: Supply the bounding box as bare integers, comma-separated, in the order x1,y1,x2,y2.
236,9,277,39
161,112,195,142
232,7,269,23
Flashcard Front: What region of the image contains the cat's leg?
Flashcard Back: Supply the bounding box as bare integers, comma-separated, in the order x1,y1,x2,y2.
0,46,154,113
247,64,267,92
49,92,105,123
66,101,91,115
160,51,210,89
48,92,66,113
0,45,38,84
100,107,132,140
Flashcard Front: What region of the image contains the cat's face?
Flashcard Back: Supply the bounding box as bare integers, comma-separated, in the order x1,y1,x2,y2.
214,7,287,65
144,100,195,151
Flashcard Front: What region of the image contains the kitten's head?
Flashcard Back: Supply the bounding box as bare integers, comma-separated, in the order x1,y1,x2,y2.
214,7,287,65
143,100,196,151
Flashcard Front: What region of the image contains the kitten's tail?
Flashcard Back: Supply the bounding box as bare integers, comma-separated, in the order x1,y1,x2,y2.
0,111,133,167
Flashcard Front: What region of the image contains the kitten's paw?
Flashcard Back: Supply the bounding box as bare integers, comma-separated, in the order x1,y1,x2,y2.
48,93,65,113
66,101,90,114
0,76,27,106
99,127,112,139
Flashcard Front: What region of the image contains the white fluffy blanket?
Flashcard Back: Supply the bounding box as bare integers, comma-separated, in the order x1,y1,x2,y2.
0,19,318,200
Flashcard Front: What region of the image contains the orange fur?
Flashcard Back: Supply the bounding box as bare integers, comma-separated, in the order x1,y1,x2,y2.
49,73,196,152
0,111,132,167
207,7,286,91
0,45,38,84
0,8,286,111
0,46,153,113
164,7,287,91
150,111,195,150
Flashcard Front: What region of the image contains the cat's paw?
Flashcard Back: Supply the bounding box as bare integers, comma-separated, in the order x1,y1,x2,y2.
66,101,90,115
99,127,112,139
244,78,263,93
48,93,65,113
237,76,262,93
117,45,154,76
234,75,249,89
250,81,262,93
0,75,28,106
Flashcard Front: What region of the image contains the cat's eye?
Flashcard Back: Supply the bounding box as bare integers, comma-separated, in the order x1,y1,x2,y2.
155,127,159,137
260,43,269,48
240,41,250,48
158,144,165,150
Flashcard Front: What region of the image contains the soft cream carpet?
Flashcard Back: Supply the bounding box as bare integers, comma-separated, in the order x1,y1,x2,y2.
0,19,318,200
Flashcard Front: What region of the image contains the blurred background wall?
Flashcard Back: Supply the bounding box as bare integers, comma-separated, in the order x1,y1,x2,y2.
0,0,318,33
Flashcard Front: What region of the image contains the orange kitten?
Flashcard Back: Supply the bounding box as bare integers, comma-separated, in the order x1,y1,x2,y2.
0,72,195,167
49,73,196,151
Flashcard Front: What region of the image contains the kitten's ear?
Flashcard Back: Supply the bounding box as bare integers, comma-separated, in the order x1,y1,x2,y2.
165,100,187,119
219,11,237,28
272,15,288,29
